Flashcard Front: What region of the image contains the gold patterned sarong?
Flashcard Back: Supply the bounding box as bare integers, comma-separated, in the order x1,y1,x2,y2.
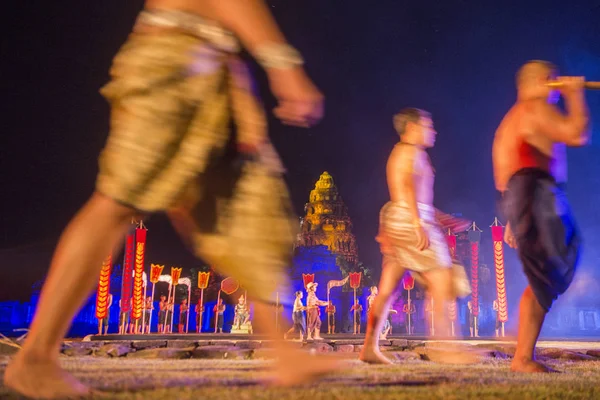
96,10,295,303
378,201,471,298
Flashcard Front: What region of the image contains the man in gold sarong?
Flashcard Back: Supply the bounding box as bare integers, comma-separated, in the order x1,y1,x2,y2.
4,2,335,398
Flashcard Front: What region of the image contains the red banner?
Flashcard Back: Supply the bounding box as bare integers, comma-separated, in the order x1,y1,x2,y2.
349,272,362,289
132,228,147,320
302,273,315,289
120,233,135,313
402,273,415,290
492,225,508,323
95,254,113,319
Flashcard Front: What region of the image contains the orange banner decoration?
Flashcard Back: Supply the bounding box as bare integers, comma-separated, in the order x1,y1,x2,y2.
492,224,508,323
198,271,211,289
349,272,362,289
221,277,240,295
468,226,481,317
132,228,147,320
446,230,458,322
120,233,135,313
150,264,164,284
171,267,183,286
95,254,113,319
302,273,315,289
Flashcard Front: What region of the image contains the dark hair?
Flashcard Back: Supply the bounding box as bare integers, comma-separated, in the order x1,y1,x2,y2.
393,108,431,136
516,60,557,87
295,291,302,297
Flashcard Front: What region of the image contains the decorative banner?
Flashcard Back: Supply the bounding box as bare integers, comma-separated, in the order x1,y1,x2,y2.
446,230,458,322
132,228,147,320
198,271,211,289
121,233,135,313
171,267,183,286
468,224,482,317
349,272,362,289
95,254,113,319
221,277,240,295
402,273,415,291
492,224,508,323
327,275,349,295
302,273,315,289
150,264,164,284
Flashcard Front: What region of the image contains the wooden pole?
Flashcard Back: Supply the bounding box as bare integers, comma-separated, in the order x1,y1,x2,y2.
149,283,155,333
141,281,147,334
163,283,172,333
214,290,222,333
186,284,191,333
170,284,176,334
199,288,204,333
407,289,412,335
353,288,357,334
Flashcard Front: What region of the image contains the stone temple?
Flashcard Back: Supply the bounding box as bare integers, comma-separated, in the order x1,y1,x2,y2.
295,171,358,266
291,172,360,332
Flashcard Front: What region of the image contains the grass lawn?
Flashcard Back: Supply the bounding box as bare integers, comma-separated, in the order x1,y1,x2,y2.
2,354,599,399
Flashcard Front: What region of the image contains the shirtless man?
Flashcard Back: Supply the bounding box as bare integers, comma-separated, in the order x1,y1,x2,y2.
4,1,333,397
350,299,363,334
179,299,189,333
284,291,306,341
360,108,471,364
492,60,589,373
158,295,167,333
195,300,204,333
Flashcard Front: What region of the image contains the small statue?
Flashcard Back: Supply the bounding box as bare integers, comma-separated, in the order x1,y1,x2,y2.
231,295,252,334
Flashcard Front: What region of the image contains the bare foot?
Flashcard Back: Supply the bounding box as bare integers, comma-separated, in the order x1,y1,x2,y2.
359,346,393,365
4,355,91,399
270,348,341,386
511,357,558,373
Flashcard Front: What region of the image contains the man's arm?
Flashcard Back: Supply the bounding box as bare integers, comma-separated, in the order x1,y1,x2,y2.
202,0,287,55
532,77,589,146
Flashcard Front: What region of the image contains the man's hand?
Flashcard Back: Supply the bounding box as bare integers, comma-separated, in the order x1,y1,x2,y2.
415,226,430,251
267,67,324,127
557,76,585,97
504,222,517,249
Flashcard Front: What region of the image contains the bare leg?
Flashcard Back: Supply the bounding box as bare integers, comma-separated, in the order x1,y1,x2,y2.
252,302,340,386
511,286,552,373
422,268,452,339
4,193,135,399
360,259,404,364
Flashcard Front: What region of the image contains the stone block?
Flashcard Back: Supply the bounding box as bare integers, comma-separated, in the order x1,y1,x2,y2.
132,340,167,350
127,347,193,359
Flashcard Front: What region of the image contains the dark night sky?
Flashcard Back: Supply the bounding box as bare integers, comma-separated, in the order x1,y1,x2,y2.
2,0,599,312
